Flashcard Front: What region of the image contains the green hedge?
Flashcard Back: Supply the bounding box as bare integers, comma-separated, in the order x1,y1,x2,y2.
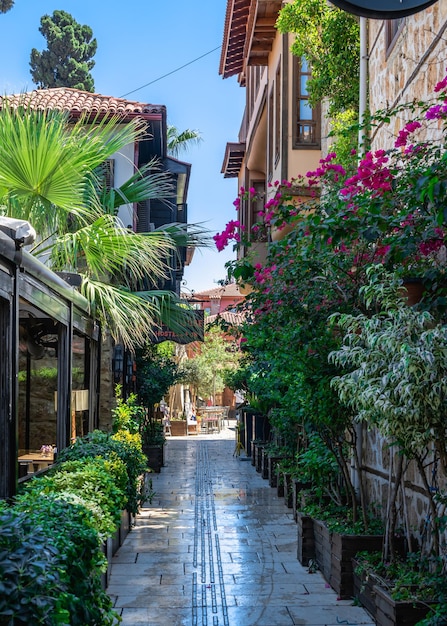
0,429,148,625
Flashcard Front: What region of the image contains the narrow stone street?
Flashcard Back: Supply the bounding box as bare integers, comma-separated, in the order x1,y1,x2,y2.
107,425,375,626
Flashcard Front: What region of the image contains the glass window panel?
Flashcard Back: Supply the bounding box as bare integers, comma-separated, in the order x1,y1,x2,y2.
18,314,58,476
301,56,309,72
300,101,313,120
72,334,87,439
298,124,313,143
300,76,308,95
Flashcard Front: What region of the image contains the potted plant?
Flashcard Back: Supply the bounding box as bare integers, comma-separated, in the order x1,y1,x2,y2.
139,418,166,471
112,386,165,473
169,415,188,437
135,342,181,446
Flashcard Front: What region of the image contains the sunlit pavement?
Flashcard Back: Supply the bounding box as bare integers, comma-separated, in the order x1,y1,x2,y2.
107,422,374,626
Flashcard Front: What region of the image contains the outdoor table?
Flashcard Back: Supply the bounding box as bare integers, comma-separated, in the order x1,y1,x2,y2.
201,416,221,433
18,451,54,474
198,408,225,433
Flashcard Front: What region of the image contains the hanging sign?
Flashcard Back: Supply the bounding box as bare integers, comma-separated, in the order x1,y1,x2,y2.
329,0,438,19
152,309,204,345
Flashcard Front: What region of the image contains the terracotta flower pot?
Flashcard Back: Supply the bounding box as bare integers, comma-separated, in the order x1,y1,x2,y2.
400,278,425,305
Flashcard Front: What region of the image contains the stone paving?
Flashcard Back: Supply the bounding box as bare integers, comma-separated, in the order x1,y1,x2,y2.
107,423,375,626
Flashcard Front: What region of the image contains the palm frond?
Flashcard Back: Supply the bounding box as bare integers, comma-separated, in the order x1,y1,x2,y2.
167,125,203,158
49,214,175,281
0,102,146,234
153,222,214,248
100,159,175,211
81,278,200,350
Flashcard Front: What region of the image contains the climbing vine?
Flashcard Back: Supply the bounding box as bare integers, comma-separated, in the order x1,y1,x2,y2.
276,0,360,114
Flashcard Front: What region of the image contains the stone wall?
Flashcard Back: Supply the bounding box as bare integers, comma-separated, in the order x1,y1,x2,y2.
361,425,445,551
348,4,447,547
368,1,447,149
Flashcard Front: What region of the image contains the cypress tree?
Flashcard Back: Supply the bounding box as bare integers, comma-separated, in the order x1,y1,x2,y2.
0,1,14,13
30,10,97,92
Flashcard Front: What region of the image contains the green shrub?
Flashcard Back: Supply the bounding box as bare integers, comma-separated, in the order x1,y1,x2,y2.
111,385,144,434
10,494,119,625
0,428,148,625
23,457,127,538
57,429,148,514
0,508,68,626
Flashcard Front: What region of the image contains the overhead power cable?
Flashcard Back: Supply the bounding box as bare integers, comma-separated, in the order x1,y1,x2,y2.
119,46,221,99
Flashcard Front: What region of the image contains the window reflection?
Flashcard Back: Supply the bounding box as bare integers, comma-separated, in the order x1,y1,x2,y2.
18,310,58,477
17,305,89,477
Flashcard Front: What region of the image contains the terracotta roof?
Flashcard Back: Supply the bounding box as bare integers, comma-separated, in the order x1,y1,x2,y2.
206,310,245,326
1,88,165,121
190,283,245,299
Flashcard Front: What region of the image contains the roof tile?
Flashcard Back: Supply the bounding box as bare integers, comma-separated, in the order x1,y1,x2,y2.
2,87,165,121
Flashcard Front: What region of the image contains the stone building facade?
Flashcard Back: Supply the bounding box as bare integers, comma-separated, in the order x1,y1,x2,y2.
361,2,447,546
368,1,447,147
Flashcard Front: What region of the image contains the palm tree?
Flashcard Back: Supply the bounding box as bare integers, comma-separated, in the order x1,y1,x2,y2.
0,103,208,348
167,125,202,158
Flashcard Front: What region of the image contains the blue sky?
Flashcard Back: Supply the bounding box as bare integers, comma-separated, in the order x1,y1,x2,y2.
0,0,245,293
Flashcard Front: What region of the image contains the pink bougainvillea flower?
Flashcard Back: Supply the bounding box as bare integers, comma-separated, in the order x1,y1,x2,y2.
434,72,447,93
395,121,421,148
213,219,241,251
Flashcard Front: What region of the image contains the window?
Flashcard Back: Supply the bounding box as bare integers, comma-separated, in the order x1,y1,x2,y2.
250,181,266,241
268,89,274,179
274,64,281,164
293,57,320,149
240,180,266,243
385,19,404,56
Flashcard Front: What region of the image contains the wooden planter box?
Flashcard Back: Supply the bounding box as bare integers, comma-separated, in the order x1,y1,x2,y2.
283,472,293,508
170,420,187,436
352,557,379,620
313,518,332,582
261,447,270,479
143,444,164,473
297,511,315,566
352,558,436,625
292,480,311,522
374,583,434,626
250,441,257,465
331,532,383,600
268,456,284,488
119,509,131,546
313,518,383,600
276,468,285,498
254,443,266,473
102,509,132,589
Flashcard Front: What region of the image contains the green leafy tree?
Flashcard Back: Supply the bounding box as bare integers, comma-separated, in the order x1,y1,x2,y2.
30,10,97,92
276,0,359,114
187,326,240,404
136,343,180,412
330,267,447,558
135,343,180,445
